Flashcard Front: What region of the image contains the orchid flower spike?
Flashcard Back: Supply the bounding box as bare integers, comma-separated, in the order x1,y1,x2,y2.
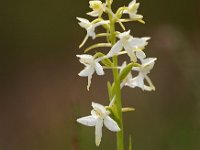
87,0,106,17
77,54,104,91
107,30,150,62
125,51,157,91
123,0,143,20
77,102,120,146
77,17,109,48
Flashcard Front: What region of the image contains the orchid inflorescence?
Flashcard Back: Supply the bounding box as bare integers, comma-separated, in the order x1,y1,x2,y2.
76,0,157,149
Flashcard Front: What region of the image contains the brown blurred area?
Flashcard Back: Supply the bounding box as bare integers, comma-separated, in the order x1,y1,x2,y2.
0,0,200,150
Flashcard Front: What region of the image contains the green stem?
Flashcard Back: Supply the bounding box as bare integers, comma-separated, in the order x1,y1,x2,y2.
107,0,124,150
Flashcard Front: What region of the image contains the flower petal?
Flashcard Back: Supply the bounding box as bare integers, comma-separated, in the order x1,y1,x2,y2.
104,116,120,132
107,41,123,57
95,118,103,146
92,102,107,115
135,50,146,60
95,62,104,75
78,65,94,77
77,115,97,126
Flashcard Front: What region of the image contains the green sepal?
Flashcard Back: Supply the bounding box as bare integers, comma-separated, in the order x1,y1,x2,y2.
119,63,134,82
94,52,113,67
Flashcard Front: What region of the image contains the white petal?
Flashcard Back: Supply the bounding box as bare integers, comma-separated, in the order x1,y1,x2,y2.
128,0,136,8
107,41,123,57
129,37,150,49
136,50,146,60
78,66,94,77
95,118,103,146
87,74,93,91
92,102,107,115
77,17,91,28
87,10,100,17
118,30,131,39
124,43,137,62
104,116,120,132
95,62,104,75
77,115,97,126
126,75,144,89
77,54,94,64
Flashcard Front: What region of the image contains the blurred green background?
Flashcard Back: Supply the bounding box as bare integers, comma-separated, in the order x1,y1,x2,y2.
0,0,200,150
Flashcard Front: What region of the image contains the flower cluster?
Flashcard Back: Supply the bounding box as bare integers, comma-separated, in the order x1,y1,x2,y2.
76,0,157,147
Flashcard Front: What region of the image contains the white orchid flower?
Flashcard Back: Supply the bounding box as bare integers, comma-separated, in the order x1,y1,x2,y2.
87,0,106,17
77,102,120,146
123,0,143,20
125,51,157,91
77,54,104,91
107,30,150,62
77,17,109,48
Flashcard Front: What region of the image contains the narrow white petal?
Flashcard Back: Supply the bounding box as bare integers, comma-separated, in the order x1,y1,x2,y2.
87,74,93,91
95,62,104,75
95,118,103,146
77,115,97,126
104,116,120,132
107,41,123,57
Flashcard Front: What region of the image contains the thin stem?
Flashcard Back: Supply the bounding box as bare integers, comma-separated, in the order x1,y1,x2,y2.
107,0,124,150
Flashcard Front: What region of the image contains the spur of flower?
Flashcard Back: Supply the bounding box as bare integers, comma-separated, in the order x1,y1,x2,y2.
125,51,157,91
77,17,109,48
77,102,120,146
77,54,104,91
87,0,106,17
123,0,143,20
107,30,150,62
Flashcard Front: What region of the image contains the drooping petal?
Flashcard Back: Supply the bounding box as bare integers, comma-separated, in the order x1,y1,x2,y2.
77,115,97,126
104,116,120,132
107,41,123,57
87,73,93,91
95,62,104,75
95,118,103,146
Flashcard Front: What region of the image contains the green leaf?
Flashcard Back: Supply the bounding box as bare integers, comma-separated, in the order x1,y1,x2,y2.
119,63,134,82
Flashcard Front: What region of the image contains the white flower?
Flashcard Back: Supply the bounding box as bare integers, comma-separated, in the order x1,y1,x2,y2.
77,54,104,91
77,17,109,48
77,102,120,146
87,0,106,17
123,0,143,20
107,30,150,62
125,51,157,91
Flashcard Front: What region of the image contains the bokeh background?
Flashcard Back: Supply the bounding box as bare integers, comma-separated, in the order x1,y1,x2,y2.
0,0,200,150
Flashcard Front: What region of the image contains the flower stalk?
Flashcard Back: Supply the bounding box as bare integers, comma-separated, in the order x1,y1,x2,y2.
75,0,157,149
